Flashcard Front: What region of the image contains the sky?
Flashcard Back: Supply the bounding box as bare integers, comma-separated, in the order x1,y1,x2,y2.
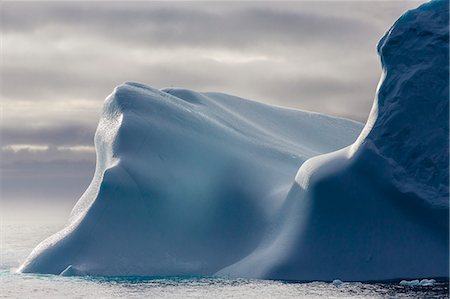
1,1,425,207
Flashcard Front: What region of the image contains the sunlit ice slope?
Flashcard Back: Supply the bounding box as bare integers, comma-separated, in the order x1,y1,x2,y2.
19,82,362,277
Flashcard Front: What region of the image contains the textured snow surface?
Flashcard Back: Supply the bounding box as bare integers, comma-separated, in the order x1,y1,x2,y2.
20,0,448,281
221,0,448,281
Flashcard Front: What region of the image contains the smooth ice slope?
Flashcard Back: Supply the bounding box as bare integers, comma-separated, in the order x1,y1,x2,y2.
19,83,362,276
220,0,449,281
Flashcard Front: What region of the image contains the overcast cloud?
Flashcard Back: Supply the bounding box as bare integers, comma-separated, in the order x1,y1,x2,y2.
1,1,425,203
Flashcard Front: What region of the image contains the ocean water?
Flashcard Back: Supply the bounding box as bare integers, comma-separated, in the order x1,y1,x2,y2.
1,221,448,298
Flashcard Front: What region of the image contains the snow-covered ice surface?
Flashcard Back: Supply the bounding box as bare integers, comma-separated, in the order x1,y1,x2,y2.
18,84,362,277
19,0,448,282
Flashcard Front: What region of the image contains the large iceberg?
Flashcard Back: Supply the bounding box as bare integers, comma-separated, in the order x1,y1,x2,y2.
19,83,362,276
20,0,448,281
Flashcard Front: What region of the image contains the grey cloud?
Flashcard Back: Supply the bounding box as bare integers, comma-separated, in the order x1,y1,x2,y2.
2,63,115,101
2,2,378,49
1,145,96,164
2,1,422,115
1,1,425,203
1,124,96,147
1,159,95,201
3,45,379,120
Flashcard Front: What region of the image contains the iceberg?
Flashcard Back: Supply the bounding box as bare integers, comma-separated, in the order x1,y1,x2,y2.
20,0,448,281
19,83,362,277
219,0,448,281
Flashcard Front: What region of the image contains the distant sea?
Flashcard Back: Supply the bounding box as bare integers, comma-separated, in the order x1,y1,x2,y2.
1,206,448,299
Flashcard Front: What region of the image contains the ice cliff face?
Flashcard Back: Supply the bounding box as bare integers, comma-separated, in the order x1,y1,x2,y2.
358,0,449,207
220,0,448,281
20,0,448,281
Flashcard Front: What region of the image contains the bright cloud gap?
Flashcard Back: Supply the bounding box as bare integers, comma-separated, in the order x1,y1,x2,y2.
2,144,95,153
